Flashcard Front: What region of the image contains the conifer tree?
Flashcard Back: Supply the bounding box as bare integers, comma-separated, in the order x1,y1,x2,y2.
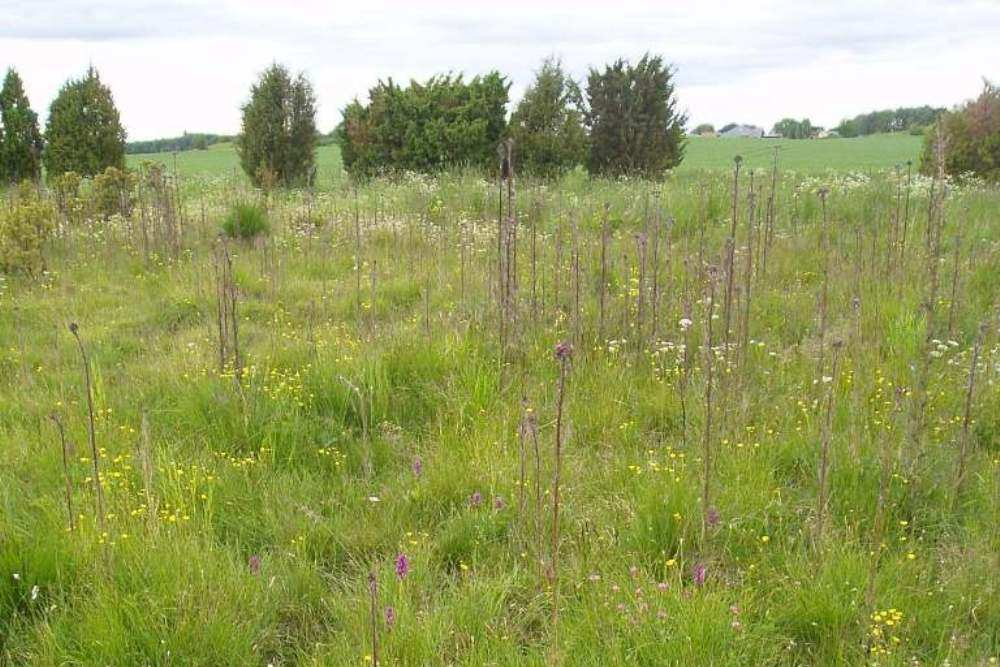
509,57,588,177
237,64,318,187
586,54,686,177
0,68,44,183
44,67,126,178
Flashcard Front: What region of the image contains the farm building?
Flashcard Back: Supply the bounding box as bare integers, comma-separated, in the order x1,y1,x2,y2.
719,124,765,138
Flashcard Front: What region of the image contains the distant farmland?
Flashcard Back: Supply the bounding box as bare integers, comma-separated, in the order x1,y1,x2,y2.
126,133,924,181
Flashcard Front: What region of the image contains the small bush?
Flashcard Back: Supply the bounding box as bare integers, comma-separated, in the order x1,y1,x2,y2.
0,183,56,273
49,171,85,225
222,202,269,240
90,166,137,219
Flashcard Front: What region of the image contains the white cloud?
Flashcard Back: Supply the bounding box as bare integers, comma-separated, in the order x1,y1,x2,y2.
1,0,997,139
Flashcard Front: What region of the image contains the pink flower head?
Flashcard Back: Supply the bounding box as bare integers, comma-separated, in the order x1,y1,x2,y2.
395,553,410,580
469,491,483,508
412,457,423,477
554,341,573,361
385,606,396,628
248,554,261,575
692,563,707,586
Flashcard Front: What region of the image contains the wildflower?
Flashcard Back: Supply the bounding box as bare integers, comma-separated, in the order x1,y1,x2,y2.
493,495,505,509
706,506,720,528
679,318,693,330
385,606,396,628
629,565,639,578
469,491,482,508
657,582,669,592
412,457,423,477
248,554,261,575
395,553,410,579
554,341,573,361
692,563,707,586
665,558,677,567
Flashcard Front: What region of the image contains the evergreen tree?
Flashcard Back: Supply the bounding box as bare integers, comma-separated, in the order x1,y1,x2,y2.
338,72,509,178
237,64,317,187
508,57,588,177
43,67,126,178
585,54,686,177
0,68,44,183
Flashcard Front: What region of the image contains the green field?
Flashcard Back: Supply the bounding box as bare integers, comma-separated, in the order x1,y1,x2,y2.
680,133,924,173
128,133,924,181
2,160,997,664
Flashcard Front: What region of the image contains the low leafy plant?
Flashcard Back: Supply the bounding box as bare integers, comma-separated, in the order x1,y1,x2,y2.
222,202,269,240
0,182,56,273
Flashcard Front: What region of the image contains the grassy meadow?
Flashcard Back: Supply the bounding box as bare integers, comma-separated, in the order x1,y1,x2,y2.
1,156,998,665
126,133,925,183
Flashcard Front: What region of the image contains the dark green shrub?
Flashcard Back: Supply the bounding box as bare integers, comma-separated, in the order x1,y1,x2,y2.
586,54,687,177
508,57,588,177
237,64,317,188
338,72,510,177
222,202,269,240
0,68,44,184
43,67,125,178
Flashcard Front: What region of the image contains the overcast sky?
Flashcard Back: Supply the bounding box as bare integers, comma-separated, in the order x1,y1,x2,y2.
2,0,998,140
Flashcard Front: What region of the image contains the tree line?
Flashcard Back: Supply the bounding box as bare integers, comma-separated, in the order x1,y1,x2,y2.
1,61,995,187
836,105,944,137
126,132,234,155
273,54,687,184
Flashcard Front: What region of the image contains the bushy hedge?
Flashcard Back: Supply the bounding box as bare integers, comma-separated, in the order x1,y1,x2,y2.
338,73,510,178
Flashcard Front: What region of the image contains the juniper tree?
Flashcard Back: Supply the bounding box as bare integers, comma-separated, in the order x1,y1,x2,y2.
338,72,509,178
508,57,588,177
43,67,125,178
0,68,44,183
585,54,686,177
237,64,318,187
